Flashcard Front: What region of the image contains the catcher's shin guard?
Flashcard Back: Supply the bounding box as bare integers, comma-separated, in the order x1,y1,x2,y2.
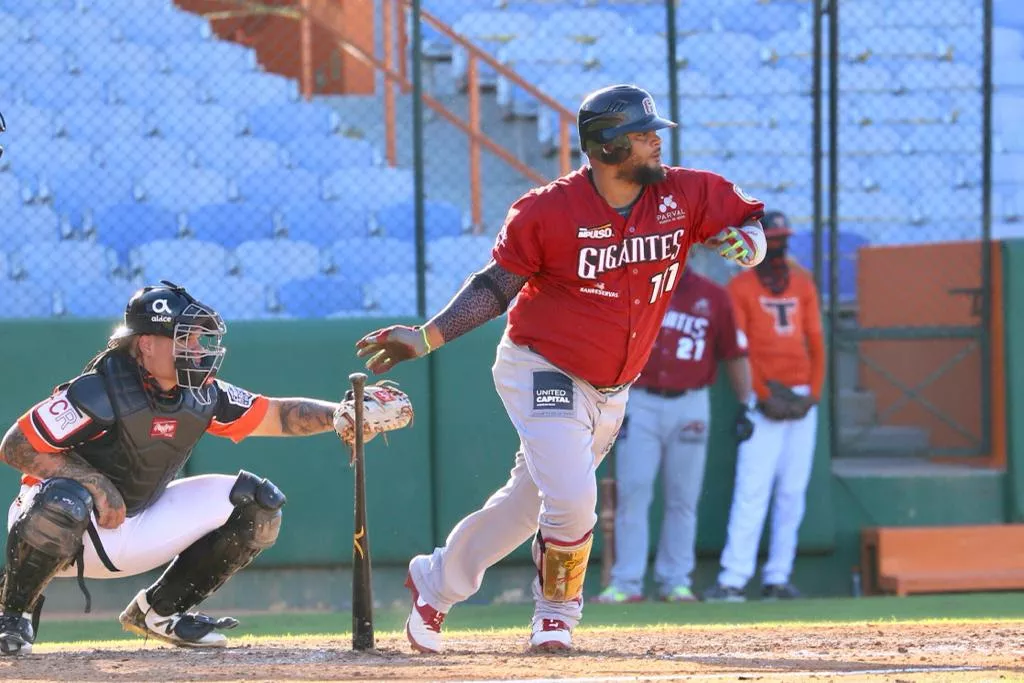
2,478,91,615
532,531,593,602
145,470,285,616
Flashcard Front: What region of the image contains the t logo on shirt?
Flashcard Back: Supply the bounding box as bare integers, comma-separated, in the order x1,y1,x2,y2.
760,296,799,335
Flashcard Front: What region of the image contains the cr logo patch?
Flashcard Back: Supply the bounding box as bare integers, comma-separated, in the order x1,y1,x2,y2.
532,371,574,415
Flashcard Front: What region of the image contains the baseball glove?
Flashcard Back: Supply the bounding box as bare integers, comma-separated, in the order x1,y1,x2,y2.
734,406,755,443
333,380,414,447
757,380,814,421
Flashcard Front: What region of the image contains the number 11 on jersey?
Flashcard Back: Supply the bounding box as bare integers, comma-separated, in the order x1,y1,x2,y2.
648,262,680,304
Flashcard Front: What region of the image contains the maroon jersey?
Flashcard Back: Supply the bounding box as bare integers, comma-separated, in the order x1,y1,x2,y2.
492,165,763,388
634,267,746,393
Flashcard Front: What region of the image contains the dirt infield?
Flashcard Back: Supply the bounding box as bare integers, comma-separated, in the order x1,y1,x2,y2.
5,621,1023,682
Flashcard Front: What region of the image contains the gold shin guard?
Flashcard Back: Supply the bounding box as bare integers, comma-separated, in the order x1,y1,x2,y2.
537,532,593,602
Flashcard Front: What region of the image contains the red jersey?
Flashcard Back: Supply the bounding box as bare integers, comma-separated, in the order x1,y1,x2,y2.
492,165,763,388
635,267,746,393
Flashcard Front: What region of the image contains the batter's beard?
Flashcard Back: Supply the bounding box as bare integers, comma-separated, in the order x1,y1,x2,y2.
617,161,666,185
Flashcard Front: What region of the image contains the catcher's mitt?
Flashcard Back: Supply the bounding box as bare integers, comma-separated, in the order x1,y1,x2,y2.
757,380,814,421
333,380,414,446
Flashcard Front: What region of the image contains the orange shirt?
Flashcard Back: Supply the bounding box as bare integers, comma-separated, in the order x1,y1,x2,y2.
727,264,826,401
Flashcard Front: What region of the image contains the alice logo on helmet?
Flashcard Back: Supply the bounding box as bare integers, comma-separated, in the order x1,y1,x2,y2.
110,280,227,405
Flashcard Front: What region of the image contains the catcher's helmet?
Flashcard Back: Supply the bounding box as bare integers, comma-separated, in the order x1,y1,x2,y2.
577,84,677,160
110,280,227,401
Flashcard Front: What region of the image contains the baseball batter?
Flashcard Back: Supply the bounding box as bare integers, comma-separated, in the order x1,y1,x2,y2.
0,281,411,655
704,211,825,601
355,84,767,652
595,264,754,604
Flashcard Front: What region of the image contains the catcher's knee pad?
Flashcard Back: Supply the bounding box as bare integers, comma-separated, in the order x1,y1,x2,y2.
146,471,285,616
532,531,593,602
3,478,92,613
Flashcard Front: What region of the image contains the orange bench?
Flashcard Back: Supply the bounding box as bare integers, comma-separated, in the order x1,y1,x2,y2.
860,525,1024,596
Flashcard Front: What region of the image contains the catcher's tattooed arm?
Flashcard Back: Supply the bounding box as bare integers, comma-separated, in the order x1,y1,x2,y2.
250,398,340,437
426,261,529,347
0,423,126,528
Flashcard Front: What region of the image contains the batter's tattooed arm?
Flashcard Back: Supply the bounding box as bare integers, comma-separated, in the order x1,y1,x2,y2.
255,398,339,437
0,423,126,528
430,261,529,345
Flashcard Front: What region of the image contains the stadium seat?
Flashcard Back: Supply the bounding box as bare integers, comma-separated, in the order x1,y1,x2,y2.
97,138,194,179
0,43,66,81
719,67,807,96
50,166,137,222
247,103,341,142
860,155,960,192
19,73,108,109
0,206,62,250
59,277,140,319
374,199,465,241
888,0,979,29
322,168,414,208
13,242,119,283
153,104,245,141
195,277,270,320
0,281,55,319
79,42,163,78
994,153,1024,185
0,174,26,208
284,136,378,173
898,63,980,90
236,169,321,208
185,203,277,248
191,136,284,177
365,273,462,316
277,275,365,318
109,73,201,107
537,9,634,43
130,239,230,284
93,204,183,258
678,98,760,128
279,202,371,246
450,11,536,88
137,167,231,211
0,10,24,39
328,238,415,277
902,124,981,154
850,28,949,60
834,126,902,155
60,105,148,144
234,239,323,285
201,71,299,109
114,10,209,47
713,2,807,35
1,104,57,139
26,12,116,47
426,235,494,275
840,192,909,221
677,32,762,75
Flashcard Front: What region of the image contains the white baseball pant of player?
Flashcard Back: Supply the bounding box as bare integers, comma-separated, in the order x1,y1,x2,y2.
717,385,818,589
7,474,236,579
408,332,629,628
609,387,710,595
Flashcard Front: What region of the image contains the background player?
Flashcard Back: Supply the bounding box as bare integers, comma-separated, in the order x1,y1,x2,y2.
0,281,411,655
594,260,754,604
353,83,767,652
703,211,825,601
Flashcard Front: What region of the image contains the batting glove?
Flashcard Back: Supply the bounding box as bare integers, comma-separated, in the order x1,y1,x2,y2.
709,227,757,267
355,324,432,374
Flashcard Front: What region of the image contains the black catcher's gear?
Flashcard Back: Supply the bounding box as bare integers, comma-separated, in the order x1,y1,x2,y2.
110,280,226,401
145,470,285,617
2,479,92,618
577,84,677,162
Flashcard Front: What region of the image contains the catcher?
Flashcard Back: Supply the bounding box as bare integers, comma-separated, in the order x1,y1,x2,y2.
703,211,825,602
0,280,412,655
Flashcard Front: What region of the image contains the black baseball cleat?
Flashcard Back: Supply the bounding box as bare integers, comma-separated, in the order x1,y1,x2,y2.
762,583,803,600
0,612,35,656
119,589,238,648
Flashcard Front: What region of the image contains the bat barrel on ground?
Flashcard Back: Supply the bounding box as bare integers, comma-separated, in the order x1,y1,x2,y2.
349,371,375,651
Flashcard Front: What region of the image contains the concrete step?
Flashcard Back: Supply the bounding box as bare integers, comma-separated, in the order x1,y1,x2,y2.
837,389,876,428
838,424,930,457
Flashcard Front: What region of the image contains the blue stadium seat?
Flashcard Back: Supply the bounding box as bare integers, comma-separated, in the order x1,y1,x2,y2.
114,9,209,47
902,124,981,154
59,277,139,319
137,168,231,211
0,11,22,41
426,236,493,275
5,137,94,179
130,239,230,284
202,71,299,109
994,95,1024,136
762,95,816,126
60,105,148,143
841,64,897,92
165,41,257,76
0,281,55,319
834,125,902,154
727,128,808,157
50,166,137,222
915,189,983,221
537,9,634,43
714,2,807,34
322,168,414,209
328,238,415,277
365,273,462,316
994,58,1024,91
79,42,163,77
234,239,322,285
888,0,978,28
0,206,62,249
374,199,465,241
109,73,201,106
19,73,107,109
153,104,245,141
0,0,74,18
191,136,283,177
2,104,58,139
97,138,194,179
27,12,115,46
680,98,758,129
450,11,536,88
847,93,947,125
278,275,364,318
284,136,378,173
0,174,26,208
0,43,65,81
840,192,909,221
898,63,980,90
849,28,949,59
186,203,276,248
194,277,270,320
13,242,119,283
677,32,763,75
247,103,340,142
719,66,807,96
79,0,176,16
279,202,371,246
994,153,1024,185
236,169,321,207
93,204,182,258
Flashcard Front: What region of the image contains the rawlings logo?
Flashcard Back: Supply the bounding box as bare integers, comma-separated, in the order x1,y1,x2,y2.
150,418,178,439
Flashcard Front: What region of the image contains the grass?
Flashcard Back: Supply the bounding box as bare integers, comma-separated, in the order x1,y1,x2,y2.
33,591,1024,646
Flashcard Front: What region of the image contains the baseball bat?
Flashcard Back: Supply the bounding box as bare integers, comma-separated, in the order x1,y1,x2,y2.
349,372,375,652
